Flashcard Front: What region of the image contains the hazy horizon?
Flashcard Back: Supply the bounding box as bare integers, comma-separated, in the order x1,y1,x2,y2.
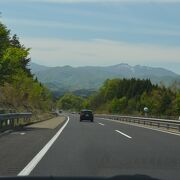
31,61,180,75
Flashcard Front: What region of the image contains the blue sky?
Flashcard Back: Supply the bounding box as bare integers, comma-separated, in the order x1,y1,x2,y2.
0,0,180,74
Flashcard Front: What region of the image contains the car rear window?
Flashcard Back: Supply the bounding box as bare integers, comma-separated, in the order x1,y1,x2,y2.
81,111,92,114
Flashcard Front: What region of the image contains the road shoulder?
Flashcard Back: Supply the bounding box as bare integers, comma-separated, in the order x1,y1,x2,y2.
0,116,67,176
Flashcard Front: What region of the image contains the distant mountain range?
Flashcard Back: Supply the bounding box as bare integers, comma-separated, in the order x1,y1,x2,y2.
30,63,180,96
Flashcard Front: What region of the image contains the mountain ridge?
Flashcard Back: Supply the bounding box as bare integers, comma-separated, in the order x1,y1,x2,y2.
30,62,180,96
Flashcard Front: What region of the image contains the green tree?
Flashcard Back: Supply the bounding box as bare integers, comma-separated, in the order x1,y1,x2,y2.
175,93,180,115
10,34,31,76
0,21,53,112
0,22,10,57
0,47,29,83
109,96,127,114
127,98,137,114
57,94,84,111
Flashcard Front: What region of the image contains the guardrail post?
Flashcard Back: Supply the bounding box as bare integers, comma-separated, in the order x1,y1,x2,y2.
24,116,27,125
16,118,19,126
5,120,8,127
0,121,2,130
0,112,32,132
10,119,14,128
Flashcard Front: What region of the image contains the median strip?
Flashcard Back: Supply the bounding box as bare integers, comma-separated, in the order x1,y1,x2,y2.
18,116,69,176
115,130,132,139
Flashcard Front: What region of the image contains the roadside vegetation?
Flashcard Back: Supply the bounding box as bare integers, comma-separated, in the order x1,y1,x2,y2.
88,78,180,117
57,93,84,111
0,22,53,113
57,78,180,118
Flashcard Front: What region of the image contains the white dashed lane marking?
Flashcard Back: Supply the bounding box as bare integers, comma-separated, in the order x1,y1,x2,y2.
115,130,132,139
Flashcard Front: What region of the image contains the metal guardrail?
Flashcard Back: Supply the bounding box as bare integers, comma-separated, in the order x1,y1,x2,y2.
96,114,180,132
0,113,32,132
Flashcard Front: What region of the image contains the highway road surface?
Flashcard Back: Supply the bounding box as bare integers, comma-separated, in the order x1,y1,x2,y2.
1,114,180,180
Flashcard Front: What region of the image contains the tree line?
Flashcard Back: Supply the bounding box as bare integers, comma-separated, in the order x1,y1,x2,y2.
0,22,53,112
57,78,180,118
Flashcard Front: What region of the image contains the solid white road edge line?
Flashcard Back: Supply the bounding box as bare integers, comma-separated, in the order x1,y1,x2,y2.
98,123,105,126
18,116,70,176
115,130,132,139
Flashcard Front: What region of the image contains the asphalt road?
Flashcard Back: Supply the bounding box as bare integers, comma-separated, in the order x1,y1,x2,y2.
26,114,180,180
0,116,65,176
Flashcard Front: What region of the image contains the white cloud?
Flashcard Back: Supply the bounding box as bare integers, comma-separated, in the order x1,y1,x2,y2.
31,0,180,2
3,18,180,37
3,18,119,32
38,0,180,3
21,37,180,67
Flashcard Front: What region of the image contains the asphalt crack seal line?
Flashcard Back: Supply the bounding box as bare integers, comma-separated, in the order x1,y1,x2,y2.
18,116,70,176
115,130,132,139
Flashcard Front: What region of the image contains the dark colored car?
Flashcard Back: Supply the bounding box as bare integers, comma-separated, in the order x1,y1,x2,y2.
80,110,94,122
